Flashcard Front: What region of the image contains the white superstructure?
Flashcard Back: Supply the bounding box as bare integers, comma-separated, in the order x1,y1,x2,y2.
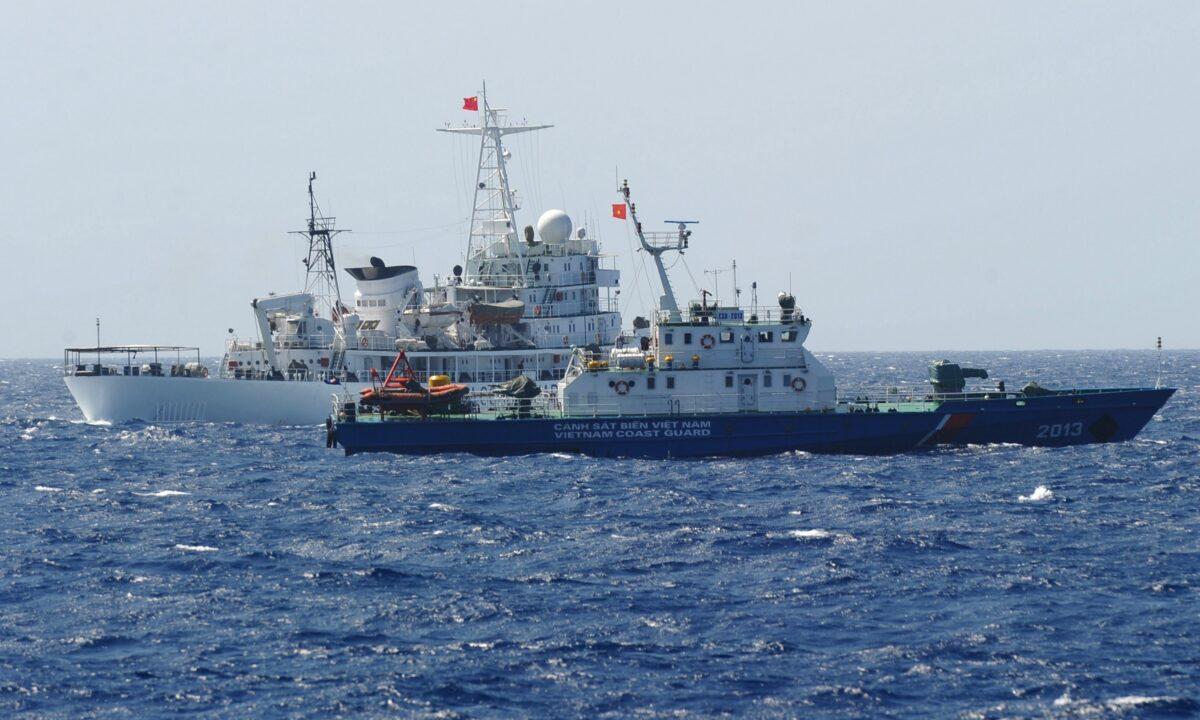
556,181,836,417
65,86,622,425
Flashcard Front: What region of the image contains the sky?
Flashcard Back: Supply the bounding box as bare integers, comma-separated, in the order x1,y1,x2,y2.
2,1,1198,357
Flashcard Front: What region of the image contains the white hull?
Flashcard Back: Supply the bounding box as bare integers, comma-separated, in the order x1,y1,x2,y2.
65,375,368,425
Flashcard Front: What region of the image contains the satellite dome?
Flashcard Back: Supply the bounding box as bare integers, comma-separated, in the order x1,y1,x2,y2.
536,209,572,244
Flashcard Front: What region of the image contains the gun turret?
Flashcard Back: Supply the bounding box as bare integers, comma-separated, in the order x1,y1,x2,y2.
929,360,989,395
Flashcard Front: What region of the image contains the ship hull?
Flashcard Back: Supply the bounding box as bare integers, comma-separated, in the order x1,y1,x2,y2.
333,388,1174,458
65,375,368,425
64,373,565,425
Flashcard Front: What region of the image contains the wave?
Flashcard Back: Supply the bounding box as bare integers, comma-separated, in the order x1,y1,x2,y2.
1053,691,1198,714
767,528,855,542
134,490,191,497
174,544,218,552
1019,485,1054,502
789,529,832,540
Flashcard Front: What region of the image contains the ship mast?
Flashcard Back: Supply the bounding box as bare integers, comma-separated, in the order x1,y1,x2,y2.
619,179,695,323
290,172,347,322
438,82,551,284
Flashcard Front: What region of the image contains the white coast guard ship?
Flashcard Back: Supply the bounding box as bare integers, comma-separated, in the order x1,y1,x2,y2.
63,88,622,425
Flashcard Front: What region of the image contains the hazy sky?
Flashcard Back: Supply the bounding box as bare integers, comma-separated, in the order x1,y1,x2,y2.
3,2,1198,358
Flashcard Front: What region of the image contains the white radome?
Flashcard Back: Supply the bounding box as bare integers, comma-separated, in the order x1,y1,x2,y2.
536,209,572,244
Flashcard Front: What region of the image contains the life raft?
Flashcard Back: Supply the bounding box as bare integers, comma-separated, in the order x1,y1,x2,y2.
359,351,470,415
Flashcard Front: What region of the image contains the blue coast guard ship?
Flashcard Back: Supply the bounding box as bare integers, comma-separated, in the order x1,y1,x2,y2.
329,181,1175,458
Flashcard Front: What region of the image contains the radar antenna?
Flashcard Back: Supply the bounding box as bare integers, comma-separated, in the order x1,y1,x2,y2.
289,172,348,323
619,179,696,322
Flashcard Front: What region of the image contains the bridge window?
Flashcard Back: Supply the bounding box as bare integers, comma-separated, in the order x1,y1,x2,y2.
666,376,675,390
781,330,798,342
764,373,773,388
758,330,774,343
646,376,656,390
719,330,734,343
683,333,693,345
664,332,674,346
725,375,733,388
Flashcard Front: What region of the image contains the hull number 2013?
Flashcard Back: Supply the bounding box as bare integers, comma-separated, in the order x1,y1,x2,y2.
1037,422,1083,439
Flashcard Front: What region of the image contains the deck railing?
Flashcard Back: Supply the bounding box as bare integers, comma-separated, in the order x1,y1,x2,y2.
63,345,204,378
337,382,1144,425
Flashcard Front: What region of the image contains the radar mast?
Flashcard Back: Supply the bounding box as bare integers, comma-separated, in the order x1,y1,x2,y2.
290,172,348,323
619,179,695,323
438,82,551,284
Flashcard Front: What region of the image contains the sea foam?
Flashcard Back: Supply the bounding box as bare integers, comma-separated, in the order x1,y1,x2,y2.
1019,486,1054,502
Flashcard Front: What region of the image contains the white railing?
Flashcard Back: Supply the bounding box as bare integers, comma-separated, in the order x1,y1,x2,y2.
63,345,204,378
638,231,684,251
835,384,1140,407
342,388,839,423
351,335,398,351
655,305,813,326
448,265,617,290
528,297,619,318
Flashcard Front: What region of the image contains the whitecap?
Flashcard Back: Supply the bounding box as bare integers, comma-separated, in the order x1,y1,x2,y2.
428,502,457,512
1019,485,1053,502
1053,692,1190,714
174,544,217,552
791,529,831,539
134,490,191,497
549,452,574,459
35,485,62,492
1106,695,1182,710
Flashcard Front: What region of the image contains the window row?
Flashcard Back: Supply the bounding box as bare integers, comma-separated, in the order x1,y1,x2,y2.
662,329,800,345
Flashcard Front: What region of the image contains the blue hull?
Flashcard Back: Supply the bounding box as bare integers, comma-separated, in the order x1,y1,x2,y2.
333,388,1174,459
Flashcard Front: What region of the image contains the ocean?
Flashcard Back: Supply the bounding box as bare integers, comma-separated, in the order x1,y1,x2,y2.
2,351,1197,718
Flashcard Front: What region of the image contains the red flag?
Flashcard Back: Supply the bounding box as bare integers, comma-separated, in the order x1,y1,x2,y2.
462,96,479,111
612,203,627,219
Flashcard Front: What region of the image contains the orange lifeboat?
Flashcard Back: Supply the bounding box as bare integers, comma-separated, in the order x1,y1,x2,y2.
359,351,469,416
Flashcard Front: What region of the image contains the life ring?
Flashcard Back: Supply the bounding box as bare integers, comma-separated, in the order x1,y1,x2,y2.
614,380,630,395
534,305,541,317
700,334,715,349
791,377,807,392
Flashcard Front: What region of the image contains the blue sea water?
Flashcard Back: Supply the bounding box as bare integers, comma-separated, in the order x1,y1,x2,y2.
1,351,1197,718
